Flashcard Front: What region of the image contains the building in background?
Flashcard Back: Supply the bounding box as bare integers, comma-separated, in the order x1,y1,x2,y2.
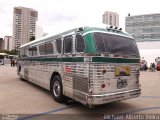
35,21,43,39
102,11,119,27
125,13,160,42
0,38,3,50
4,36,13,51
13,6,38,49
125,13,160,65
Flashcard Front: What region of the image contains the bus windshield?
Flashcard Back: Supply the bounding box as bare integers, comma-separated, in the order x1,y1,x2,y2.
93,32,139,57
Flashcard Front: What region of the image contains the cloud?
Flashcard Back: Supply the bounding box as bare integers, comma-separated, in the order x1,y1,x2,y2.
48,14,78,22
40,11,79,23
0,7,7,14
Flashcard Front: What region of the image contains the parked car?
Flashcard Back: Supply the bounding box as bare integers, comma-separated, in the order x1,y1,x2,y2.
157,64,160,71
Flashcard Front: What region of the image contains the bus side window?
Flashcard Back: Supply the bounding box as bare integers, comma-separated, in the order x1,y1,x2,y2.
56,38,61,54
63,35,73,54
46,42,54,55
32,47,37,56
28,48,32,56
39,44,46,55
28,46,37,56
24,49,28,57
21,48,28,58
76,33,85,52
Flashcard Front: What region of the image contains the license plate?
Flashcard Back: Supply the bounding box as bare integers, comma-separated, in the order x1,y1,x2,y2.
117,78,127,89
115,66,130,76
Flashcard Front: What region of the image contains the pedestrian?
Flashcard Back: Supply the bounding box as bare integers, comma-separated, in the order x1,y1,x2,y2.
14,59,17,66
10,59,13,67
144,63,148,71
152,63,155,68
150,63,153,72
152,63,155,72
150,63,155,72
13,59,15,67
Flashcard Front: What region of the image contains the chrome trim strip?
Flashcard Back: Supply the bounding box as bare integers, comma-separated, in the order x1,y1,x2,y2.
89,89,141,97
83,30,133,39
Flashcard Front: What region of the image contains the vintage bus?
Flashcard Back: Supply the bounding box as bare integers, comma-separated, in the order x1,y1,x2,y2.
17,26,141,106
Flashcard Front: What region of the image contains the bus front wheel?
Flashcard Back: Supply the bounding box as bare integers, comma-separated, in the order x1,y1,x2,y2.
51,75,64,103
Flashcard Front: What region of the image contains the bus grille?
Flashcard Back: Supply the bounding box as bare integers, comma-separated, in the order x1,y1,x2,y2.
73,76,88,93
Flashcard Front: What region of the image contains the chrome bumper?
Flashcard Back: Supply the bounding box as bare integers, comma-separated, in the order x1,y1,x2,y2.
87,88,141,105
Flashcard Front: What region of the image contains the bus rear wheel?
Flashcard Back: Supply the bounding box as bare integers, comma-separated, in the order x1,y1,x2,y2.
51,75,64,103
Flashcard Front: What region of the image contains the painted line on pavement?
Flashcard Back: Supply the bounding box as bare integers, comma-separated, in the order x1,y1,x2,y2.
18,104,79,120
18,95,160,120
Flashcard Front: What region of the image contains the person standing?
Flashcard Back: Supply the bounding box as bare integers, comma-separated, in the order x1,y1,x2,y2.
152,63,156,72
13,59,15,67
144,62,148,71
10,59,13,67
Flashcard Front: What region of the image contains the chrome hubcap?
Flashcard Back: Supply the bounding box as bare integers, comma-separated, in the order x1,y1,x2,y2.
53,81,60,97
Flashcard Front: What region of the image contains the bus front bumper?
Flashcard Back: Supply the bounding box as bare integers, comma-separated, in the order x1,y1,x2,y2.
87,88,141,105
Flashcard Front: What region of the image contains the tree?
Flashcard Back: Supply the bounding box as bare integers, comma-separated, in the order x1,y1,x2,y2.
0,50,9,54
0,49,18,55
30,36,35,41
9,49,18,55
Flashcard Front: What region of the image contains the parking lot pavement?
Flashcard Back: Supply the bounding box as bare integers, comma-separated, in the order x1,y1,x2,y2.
0,64,160,119
0,64,65,114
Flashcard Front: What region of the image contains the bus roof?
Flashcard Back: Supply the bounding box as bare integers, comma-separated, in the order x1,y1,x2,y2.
20,26,133,48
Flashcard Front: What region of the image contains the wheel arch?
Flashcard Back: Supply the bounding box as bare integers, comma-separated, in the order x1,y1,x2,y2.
50,71,61,91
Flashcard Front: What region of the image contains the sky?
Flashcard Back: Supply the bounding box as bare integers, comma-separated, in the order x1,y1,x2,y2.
1,0,160,38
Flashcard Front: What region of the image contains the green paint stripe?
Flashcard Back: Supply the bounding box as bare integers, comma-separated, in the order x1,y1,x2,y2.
22,57,84,62
21,57,139,63
92,57,139,63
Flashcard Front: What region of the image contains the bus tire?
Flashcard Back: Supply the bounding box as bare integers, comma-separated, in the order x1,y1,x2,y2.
51,75,64,103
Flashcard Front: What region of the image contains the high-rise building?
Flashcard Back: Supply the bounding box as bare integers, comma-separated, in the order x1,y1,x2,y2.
35,21,43,39
13,7,38,49
4,36,13,51
102,11,119,27
0,38,3,50
125,13,160,42
126,13,160,65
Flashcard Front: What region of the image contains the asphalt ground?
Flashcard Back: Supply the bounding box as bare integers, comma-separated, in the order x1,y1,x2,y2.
0,64,160,120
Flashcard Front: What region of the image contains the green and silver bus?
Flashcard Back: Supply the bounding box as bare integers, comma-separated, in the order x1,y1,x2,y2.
17,26,141,106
